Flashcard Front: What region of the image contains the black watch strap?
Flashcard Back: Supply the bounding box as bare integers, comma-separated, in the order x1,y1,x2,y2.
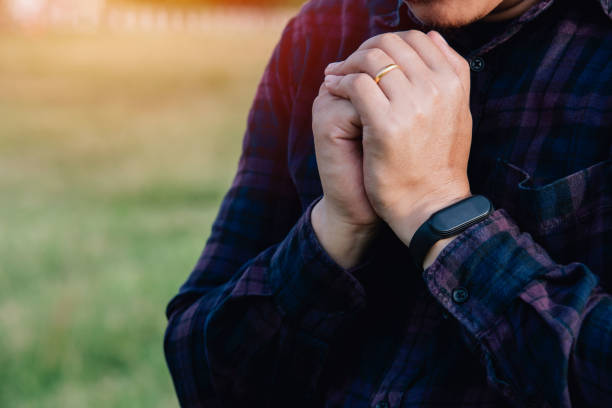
409,221,443,272
408,195,493,271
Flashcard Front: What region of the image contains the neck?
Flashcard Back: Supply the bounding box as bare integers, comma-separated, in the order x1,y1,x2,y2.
483,0,542,22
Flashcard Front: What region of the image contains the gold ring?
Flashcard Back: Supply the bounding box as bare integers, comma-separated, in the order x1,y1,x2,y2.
374,64,399,84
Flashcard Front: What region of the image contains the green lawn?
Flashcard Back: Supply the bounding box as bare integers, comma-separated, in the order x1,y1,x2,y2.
0,24,288,407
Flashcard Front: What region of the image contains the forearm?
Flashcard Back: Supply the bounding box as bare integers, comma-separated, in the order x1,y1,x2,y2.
165,198,368,406
420,209,611,407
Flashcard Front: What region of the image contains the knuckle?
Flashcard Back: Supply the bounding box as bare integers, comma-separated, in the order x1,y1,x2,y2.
326,61,342,73
382,117,402,138
424,80,440,97
349,72,371,89
326,124,346,140
399,29,426,44
408,101,426,118
344,73,359,87
412,108,427,123
431,86,441,100
376,32,401,48
447,75,464,95
406,29,425,40
363,48,386,67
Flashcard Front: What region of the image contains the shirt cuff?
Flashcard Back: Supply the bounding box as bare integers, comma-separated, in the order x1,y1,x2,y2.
424,209,555,336
268,196,368,334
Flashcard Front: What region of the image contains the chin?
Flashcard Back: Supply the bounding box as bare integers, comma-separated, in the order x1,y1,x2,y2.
407,1,495,29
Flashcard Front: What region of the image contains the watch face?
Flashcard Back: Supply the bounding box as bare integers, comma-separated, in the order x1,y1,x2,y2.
430,195,493,236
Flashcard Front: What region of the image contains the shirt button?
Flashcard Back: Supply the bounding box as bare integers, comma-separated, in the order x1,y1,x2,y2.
469,56,485,72
375,402,389,408
452,287,469,304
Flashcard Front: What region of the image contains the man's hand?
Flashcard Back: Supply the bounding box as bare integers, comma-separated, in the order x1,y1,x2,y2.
311,83,380,269
323,30,472,246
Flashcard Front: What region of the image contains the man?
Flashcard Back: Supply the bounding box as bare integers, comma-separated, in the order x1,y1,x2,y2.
164,0,612,406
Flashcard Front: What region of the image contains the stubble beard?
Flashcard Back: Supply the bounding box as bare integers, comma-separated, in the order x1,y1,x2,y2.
405,0,497,29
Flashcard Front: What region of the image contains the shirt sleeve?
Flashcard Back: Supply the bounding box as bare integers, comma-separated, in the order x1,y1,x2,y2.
425,209,612,408
163,15,366,408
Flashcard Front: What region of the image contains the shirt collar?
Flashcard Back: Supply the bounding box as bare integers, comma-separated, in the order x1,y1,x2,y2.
367,0,610,56
367,0,612,30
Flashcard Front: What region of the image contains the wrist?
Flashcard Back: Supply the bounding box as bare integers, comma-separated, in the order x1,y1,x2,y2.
389,186,471,246
408,194,493,271
311,197,379,270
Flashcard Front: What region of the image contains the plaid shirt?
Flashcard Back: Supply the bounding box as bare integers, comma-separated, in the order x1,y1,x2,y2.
164,0,612,406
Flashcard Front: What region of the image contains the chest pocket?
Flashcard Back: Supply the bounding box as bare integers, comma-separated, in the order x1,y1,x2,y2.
485,158,612,284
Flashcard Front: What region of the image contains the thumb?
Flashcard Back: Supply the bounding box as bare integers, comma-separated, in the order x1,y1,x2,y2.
427,31,471,97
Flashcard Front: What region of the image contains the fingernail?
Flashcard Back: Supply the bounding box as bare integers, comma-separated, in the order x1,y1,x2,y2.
324,74,341,87
325,62,340,74
430,30,448,44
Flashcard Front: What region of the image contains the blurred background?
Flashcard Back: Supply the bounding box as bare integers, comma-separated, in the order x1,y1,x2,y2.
0,0,301,406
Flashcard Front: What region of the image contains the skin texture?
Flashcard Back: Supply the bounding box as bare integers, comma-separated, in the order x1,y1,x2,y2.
407,0,542,28
311,0,540,270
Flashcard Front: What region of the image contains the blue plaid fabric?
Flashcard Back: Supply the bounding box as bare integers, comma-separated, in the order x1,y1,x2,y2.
164,0,612,406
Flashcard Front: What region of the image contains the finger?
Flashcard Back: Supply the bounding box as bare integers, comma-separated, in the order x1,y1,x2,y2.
314,87,363,134
427,31,471,96
324,73,390,127
323,48,409,102
395,30,454,75
328,98,363,139
328,32,429,86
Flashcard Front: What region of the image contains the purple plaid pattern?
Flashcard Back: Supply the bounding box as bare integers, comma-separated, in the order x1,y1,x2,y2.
164,0,612,406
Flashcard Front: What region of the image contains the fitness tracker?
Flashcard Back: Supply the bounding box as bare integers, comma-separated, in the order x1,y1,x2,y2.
408,195,493,271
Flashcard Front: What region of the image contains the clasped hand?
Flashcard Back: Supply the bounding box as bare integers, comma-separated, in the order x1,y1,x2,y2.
311,30,473,268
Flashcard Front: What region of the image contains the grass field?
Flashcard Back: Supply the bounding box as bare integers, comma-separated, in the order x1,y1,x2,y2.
0,21,289,407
